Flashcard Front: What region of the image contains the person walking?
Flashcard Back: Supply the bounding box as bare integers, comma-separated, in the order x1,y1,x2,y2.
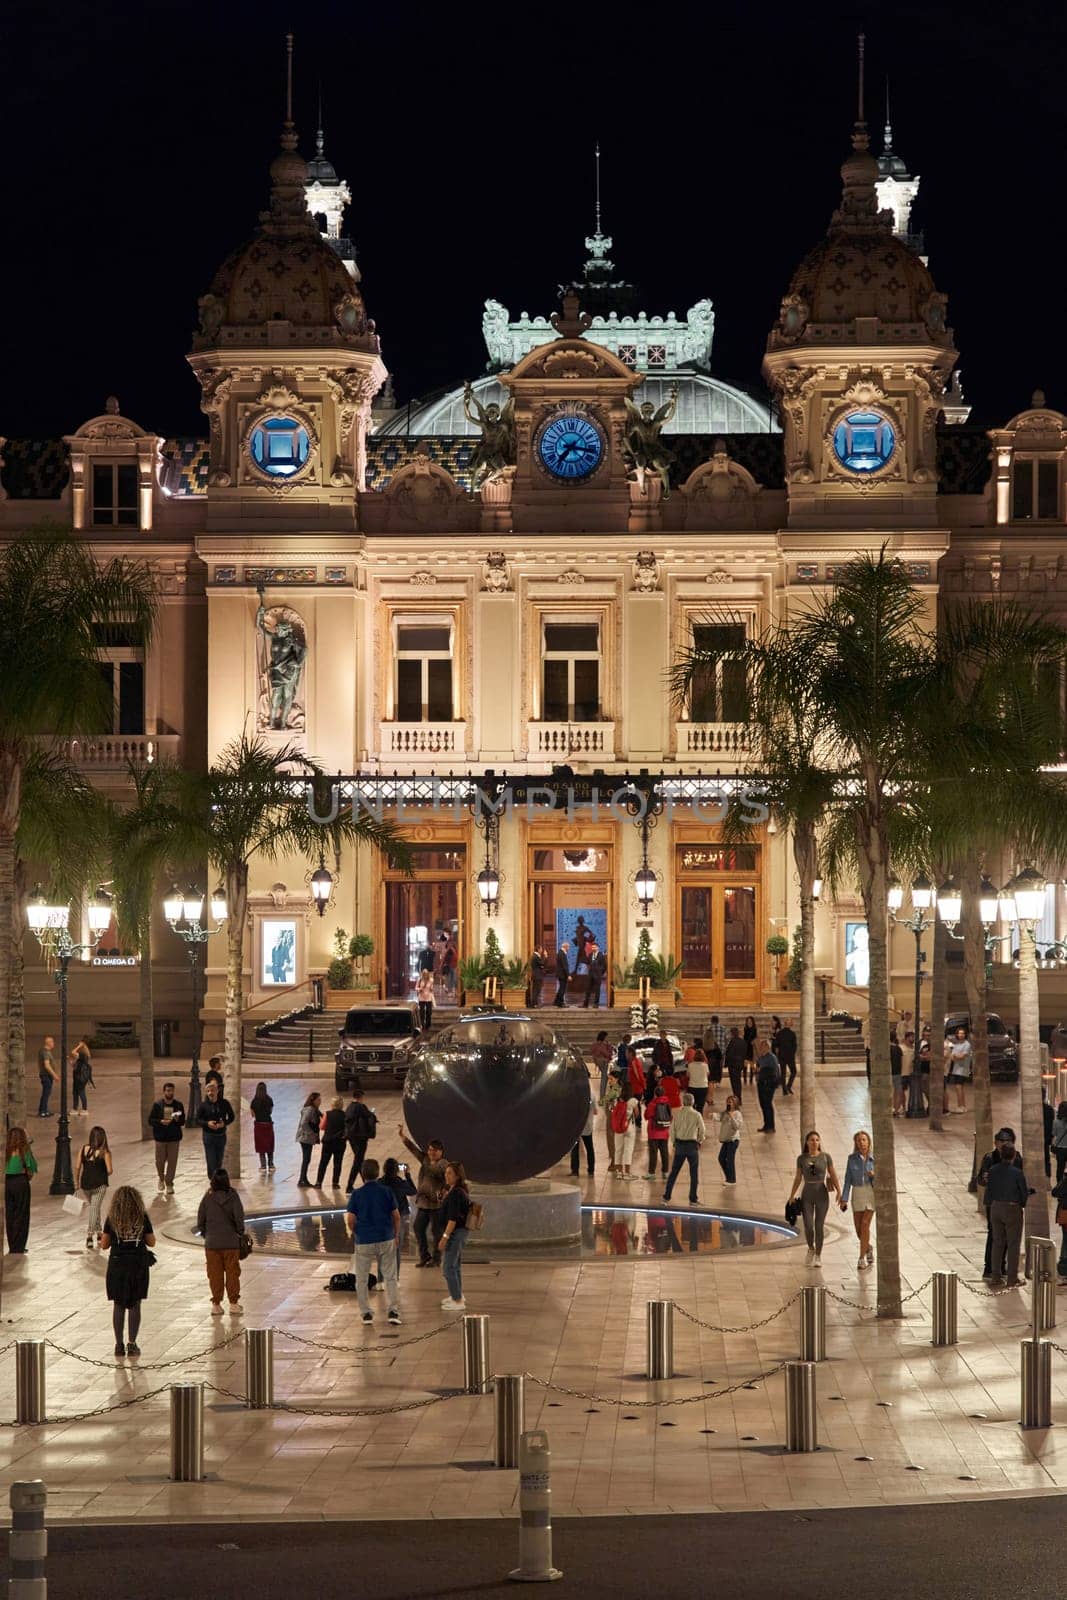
347,1164,399,1324
199,1079,235,1178
583,941,606,1008
76,1125,112,1250
1052,1101,1067,1187
530,946,547,1007
591,1030,613,1100
399,1127,447,1266
196,1168,245,1315
662,1091,706,1204
944,1026,973,1113
787,1131,842,1267
250,1081,275,1173
644,1086,672,1181
615,1032,632,1074
382,1156,417,1281
4,1129,36,1254
742,1016,758,1083
296,1092,322,1187
840,1130,876,1270
101,1186,155,1358
716,1096,743,1184
777,1017,798,1096
890,1034,905,1117
148,1081,185,1195
978,1127,1023,1279
704,1014,727,1059
571,1084,597,1176
724,1027,746,1103
684,1045,710,1114
344,1089,376,1192
316,1096,347,1188
205,1057,225,1093
986,1143,1029,1288
660,1068,682,1110
439,1161,472,1311
37,1037,58,1117
755,1037,781,1132
553,942,571,1008
652,1030,674,1074
603,1070,623,1173
416,966,435,1032
71,1039,94,1114
612,1086,640,1180
625,1046,646,1102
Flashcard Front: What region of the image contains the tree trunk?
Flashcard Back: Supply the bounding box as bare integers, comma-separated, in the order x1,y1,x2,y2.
1018,920,1049,1246
855,795,902,1318
928,914,948,1134
960,862,992,1208
138,920,155,1140
224,861,248,1181
8,866,27,1130
0,749,24,1314
794,818,818,1135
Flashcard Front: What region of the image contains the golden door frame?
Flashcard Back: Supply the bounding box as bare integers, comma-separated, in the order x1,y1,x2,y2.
523,816,617,993
376,818,471,999
672,819,765,1008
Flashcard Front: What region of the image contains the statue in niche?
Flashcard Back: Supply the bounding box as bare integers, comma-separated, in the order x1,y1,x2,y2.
255,588,308,731
622,384,678,498
463,381,515,491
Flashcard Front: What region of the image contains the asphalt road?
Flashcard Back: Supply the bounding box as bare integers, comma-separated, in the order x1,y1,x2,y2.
14,1500,1049,1599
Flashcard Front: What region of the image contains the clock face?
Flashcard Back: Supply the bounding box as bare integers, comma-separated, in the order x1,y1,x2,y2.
537,413,603,480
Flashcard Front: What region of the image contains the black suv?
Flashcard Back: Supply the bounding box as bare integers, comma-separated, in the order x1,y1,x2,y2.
944,1013,1018,1082
335,1004,421,1092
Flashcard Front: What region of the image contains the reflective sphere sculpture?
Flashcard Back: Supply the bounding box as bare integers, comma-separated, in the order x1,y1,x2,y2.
402,1011,591,1184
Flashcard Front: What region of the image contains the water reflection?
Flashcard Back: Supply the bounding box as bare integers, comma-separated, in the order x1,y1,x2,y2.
246,1205,795,1260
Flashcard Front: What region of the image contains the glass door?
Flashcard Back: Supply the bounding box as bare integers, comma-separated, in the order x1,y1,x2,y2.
675,874,761,1006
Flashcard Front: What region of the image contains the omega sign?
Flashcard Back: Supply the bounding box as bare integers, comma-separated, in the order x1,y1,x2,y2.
92,955,139,968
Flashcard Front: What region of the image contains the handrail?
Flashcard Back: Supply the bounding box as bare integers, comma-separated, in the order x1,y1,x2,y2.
240,979,314,1023
817,973,904,1022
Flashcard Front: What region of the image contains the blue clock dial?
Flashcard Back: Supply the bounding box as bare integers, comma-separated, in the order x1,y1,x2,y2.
538,414,603,480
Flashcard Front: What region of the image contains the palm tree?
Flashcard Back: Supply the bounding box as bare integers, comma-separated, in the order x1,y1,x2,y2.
0,528,155,1130
670,624,835,1134
155,734,409,1177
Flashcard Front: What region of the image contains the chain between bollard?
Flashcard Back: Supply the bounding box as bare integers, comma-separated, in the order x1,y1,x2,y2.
271,1322,455,1357
521,1361,791,1407
674,1292,805,1335
0,1382,176,1427
824,1275,934,1315
41,1330,247,1370
201,1380,471,1418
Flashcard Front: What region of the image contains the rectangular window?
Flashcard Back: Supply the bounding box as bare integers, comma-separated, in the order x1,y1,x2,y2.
689,621,747,722
395,621,453,722
542,620,600,721
1038,460,1059,519
647,345,666,368
91,463,139,528
1013,458,1060,521
93,655,145,734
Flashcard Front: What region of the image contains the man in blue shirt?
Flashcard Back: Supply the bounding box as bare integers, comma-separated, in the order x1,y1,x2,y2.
345,1159,401,1325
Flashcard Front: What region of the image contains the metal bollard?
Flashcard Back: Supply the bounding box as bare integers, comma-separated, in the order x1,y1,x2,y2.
15,1342,45,1426
1020,1338,1052,1429
245,1328,274,1409
494,1374,526,1469
784,1361,818,1452
509,1430,562,1583
169,1382,205,1482
799,1284,826,1362
462,1314,492,1396
931,1270,958,1347
646,1299,675,1380
1029,1237,1057,1335
9,1480,47,1599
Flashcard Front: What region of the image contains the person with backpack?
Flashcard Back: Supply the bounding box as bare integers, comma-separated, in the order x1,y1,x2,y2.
663,1091,707,1204
612,1086,639,1179
344,1089,376,1192
644,1086,673,1180
295,1092,322,1187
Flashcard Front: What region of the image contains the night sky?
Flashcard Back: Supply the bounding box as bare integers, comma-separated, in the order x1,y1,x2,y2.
5,0,1065,439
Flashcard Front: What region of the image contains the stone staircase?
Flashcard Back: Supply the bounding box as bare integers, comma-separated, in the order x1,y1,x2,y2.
241,1003,864,1067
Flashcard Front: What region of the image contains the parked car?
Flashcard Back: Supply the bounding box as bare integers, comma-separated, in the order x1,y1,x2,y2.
943,1012,1018,1082
335,1003,421,1092
629,1032,687,1074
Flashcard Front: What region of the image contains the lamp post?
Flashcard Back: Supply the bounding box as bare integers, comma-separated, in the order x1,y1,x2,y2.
163,886,227,1126
27,889,112,1194
887,875,936,1118
1005,867,1050,1244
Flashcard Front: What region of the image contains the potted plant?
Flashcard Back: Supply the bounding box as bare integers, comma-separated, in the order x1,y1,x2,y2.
766,932,789,989
614,930,681,1009
785,925,803,992
349,932,375,989
502,956,529,1010
327,927,354,992
458,954,485,1007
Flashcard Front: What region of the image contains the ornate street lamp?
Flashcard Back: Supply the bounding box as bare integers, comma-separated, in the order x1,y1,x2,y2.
888,876,937,1118
310,855,334,916
163,885,227,1124
27,887,112,1194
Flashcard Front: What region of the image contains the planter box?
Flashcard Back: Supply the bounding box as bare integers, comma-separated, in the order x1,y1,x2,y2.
503,987,529,1010
324,987,377,1011
613,986,675,1011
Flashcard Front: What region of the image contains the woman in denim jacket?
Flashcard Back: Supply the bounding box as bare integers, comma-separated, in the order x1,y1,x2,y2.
840,1130,875,1271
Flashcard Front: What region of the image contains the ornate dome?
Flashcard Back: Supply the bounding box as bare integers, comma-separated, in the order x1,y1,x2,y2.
768,127,951,353
192,121,376,353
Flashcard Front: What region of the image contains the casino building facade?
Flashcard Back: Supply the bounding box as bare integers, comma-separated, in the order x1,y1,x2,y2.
5,86,1067,1041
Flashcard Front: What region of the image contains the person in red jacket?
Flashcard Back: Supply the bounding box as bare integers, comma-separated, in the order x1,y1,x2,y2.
644,1091,672,1180
660,1072,682,1110
625,1047,646,1101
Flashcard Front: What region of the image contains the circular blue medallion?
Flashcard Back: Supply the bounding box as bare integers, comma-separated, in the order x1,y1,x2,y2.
832,410,896,474
538,413,603,480
249,415,311,478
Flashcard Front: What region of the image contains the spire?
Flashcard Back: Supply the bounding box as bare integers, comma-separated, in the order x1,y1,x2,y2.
583,141,614,277
883,77,893,154
316,80,325,162
832,32,882,229
594,141,602,238
267,32,312,230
